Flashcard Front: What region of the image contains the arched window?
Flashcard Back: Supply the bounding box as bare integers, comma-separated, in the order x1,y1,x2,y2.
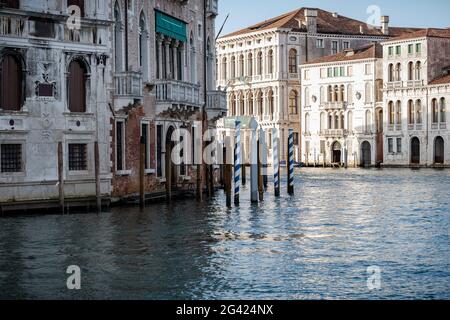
239,54,244,77
415,100,422,124
320,112,326,131
267,49,274,74
432,98,439,123
114,2,123,72
334,112,339,129
304,113,310,133
365,82,372,103
347,84,353,104
304,87,310,107
289,90,298,115
68,59,87,113
257,51,263,75
408,62,414,81
68,0,85,17
229,93,236,116
340,113,345,129
396,101,402,125
415,61,421,80
440,98,446,123
395,63,401,81
408,100,414,124
230,56,236,79
206,38,212,87
239,92,245,115
388,101,395,125
333,85,339,102
289,49,297,74
347,111,353,131
339,85,345,102
388,64,394,82
221,57,227,80
327,85,332,102
257,91,263,115
139,12,149,81
247,53,253,77
328,113,332,129
267,89,274,115
0,53,23,111
248,92,254,114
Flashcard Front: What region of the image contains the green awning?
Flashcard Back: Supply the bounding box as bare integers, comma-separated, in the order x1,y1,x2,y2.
155,10,187,42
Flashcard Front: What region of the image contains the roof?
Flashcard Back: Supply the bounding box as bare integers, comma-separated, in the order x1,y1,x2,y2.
383,28,450,43
429,74,450,85
220,8,420,39
302,43,382,66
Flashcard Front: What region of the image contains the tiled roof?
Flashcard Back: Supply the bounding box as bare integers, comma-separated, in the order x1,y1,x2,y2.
220,8,420,39
429,74,450,85
303,43,382,65
383,28,450,42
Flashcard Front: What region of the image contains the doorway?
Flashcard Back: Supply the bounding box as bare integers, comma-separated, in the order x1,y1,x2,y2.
410,137,420,165
434,136,444,164
332,141,342,164
360,141,372,167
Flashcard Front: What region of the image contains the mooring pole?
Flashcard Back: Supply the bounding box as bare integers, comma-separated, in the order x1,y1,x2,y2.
242,162,246,186
272,128,280,197
287,129,294,195
224,136,232,207
94,141,101,214
258,137,264,202
165,143,172,202
195,125,203,202
234,120,241,206
250,118,258,203
139,136,145,210
260,128,268,189
57,142,65,215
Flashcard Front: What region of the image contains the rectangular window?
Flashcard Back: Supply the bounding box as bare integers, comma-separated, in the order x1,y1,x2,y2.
304,70,310,80
316,39,324,48
157,125,163,177
347,66,353,77
68,144,87,171
293,132,299,146
388,47,393,56
396,45,401,55
408,44,413,54
141,122,150,169
396,138,402,153
416,43,421,53
116,121,125,171
0,144,22,173
343,41,350,50
334,67,339,77
365,64,372,75
340,67,345,77
388,138,394,154
320,140,325,154
320,68,326,78
327,67,333,78
332,41,338,55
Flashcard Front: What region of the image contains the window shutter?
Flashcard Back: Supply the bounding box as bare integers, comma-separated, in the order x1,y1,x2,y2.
68,60,86,113
1,55,22,111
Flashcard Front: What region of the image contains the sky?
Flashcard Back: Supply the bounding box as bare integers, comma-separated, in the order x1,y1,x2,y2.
216,0,450,37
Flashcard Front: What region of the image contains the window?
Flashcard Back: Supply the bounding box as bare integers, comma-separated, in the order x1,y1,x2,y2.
396,138,402,153
230,56,236,79
316,39,324,48
289,49,297,73
388,64,394,82
343,42,350,49
388,138,394,153
68,144,87,171
304,69,310,80
332,41,338,55
68,59,87,112
365,64,371,75
0,54,23,111
408,62,414,80
416,100,422,124
388,46,393,56
396,101,402,125
415,61,421,80
68,0,85,16
141,122,150,169
267,49,274,74
116,121,125,171
327,68,333,78
395,45,401,55
320,140,325,154
0,144,22,173
388,101,395,125
320,68,326,78
289,90,298,115
293,133,299,146
416,43,421,54
408,44,413,55
156,125,163,177
365,82,372,103
3,0,20,9
333,67,339,77
221,57,227,80
239,54,244,77
347,66,353,77
395,63,401,81
340,67,345,77
408,100,414,124
247,53,253,77
440,98,446,123
432,99,439,123
304,113,310,133
257,51,263,75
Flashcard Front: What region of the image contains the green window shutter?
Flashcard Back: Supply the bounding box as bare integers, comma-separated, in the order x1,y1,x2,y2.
155,10,187,42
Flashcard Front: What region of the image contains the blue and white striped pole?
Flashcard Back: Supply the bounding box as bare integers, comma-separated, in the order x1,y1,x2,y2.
287,129,294,195
272,128,280,197
234,120,241,206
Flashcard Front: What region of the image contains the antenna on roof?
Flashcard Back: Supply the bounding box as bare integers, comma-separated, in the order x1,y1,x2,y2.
216,13,230,41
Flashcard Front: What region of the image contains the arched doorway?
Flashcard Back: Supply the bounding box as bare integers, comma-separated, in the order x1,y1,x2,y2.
410,137,420,165
434,136,444,164
332,141,342,164
361,141,371,167
166,126,176,186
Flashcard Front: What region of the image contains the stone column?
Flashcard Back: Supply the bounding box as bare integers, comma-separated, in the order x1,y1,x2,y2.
172,40,179,80
164,38,171,79
157,34,163,79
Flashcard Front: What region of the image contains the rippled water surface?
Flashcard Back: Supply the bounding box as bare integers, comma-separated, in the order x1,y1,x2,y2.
1,168,449,300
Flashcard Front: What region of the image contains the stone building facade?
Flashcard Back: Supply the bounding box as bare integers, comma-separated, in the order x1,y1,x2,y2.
0,0,112,208
300,44,383,167
381,29,450,167
215,8,417,164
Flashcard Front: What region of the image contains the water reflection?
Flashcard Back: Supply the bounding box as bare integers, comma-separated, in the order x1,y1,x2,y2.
0,168,449,299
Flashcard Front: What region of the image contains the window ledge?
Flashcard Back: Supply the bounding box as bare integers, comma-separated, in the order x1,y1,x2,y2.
145,168,156,175
116,170,132,176
157,177,166,183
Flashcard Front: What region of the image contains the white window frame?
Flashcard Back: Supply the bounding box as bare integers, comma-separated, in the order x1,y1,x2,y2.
140,120,155,174
115,118,129,176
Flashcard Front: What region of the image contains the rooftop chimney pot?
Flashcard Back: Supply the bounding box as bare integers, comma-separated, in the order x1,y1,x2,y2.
381,15,390,35
305,9,318,34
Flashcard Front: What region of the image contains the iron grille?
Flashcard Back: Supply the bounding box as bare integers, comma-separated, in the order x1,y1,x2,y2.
0,144,22,173
68,144,87,171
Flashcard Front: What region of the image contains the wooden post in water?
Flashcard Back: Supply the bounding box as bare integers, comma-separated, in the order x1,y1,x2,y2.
140,136,145,210
57,142,65,214
242,163,246,186
165,144,172,202
258,138,264,202
250,118,259,204
94,141,101,214
287,129,294,195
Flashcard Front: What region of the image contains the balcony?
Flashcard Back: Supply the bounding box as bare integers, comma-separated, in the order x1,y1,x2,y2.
155,80,200,116
0,14,27,38
322,129,348,138
113,72,143,108
206,0,219,17
206,90,227,120
320,102,347,110
406,80,424,87
386,81,403,89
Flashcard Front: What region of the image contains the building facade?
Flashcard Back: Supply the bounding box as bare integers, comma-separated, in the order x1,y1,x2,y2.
216,8,417,164
0,0,112,207
300,44,383,167
382,29,450,167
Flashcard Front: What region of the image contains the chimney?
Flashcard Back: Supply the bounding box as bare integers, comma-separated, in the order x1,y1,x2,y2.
305,9,318,34
332,12,338,18
381,16,389,35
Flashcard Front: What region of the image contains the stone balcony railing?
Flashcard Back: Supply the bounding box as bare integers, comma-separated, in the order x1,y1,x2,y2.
321,129,348,138
206,90,227,119
386,81,403,89
320,101,348,110
155,79,200,106
386,80,424,89
114,71,143,98
0,13,27,38
406,80,424,87
431,123,447,130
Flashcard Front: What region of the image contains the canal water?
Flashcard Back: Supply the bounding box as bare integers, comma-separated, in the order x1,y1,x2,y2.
0,168,449,300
